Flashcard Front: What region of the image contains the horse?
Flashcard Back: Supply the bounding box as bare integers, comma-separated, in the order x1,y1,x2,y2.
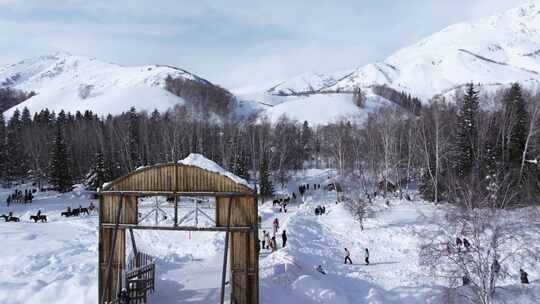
61,209,80,217
30,214,47,223
1,214,20,222
76,207,89,215
88,205,98,214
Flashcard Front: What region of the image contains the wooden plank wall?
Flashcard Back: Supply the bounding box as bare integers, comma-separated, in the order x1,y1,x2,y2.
100,195,138,224
216,196,259,304
98,194,138,303
107,164,252,193
98,227,125,303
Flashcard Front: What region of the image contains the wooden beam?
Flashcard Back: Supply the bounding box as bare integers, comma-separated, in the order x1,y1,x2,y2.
173,196,178,227
99,191,254,197
101,194,124,304
100,223,253,232
221,197,232,304
129,229,138,267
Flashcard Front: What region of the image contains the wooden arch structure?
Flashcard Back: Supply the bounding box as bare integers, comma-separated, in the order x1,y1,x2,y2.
98,163,259,304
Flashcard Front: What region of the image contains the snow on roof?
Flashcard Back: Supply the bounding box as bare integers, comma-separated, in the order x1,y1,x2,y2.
178,153,252,189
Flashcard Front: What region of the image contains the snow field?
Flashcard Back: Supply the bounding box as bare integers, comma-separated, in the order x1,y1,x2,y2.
1,168,539,303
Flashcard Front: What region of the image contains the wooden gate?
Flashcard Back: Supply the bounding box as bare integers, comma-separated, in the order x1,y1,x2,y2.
98,162,259,304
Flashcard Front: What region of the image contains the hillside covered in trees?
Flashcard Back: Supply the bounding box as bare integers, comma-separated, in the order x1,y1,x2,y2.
0,83,538,206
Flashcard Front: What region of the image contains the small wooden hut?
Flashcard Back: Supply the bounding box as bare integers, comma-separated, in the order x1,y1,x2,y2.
98,154,259,304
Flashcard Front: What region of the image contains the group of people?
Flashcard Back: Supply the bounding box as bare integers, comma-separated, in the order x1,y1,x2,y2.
455,242,532,287
298,183,322,197
261,218,287,253
314,205,326,216
344,247,370,265
6,189,34,206
273,197,290,213
456,237,471,251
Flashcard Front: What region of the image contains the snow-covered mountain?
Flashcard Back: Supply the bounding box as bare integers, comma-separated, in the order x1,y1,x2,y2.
6,2,540,125
0,51,227,117
265,1,540,102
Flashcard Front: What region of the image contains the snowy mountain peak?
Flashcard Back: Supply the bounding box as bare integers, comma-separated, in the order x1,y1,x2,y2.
268,1,540,102
0,53,216,117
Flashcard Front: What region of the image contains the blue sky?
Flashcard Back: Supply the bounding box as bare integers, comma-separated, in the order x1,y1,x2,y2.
0,0,529,90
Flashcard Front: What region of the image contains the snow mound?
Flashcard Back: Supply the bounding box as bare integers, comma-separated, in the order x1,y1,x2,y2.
178,153,252,188
257,93,392,126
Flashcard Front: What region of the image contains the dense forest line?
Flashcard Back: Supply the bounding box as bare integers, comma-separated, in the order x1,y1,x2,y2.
0,88,35,113
0,83,539,206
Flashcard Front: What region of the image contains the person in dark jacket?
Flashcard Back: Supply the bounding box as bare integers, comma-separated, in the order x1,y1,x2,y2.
463,274,470,286
270,236,277,252
365,248,370,265
316,265,326,275
282,230,288,247
490,259,501,293
118,288,130,304
261,230,267,249
520,269,529,284
344,248,353,264
463,238,471,251
456,237,463,251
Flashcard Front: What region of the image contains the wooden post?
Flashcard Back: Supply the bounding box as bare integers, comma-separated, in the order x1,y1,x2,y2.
101,194,124,304
220,197,232,304
129,229,138,268
174,196,178,227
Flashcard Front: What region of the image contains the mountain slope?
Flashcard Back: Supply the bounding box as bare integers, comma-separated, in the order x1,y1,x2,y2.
0,52,231,117
267,1,540,100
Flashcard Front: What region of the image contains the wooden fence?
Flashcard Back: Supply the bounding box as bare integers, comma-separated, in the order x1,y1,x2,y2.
106,252,155,304
125,252,155,303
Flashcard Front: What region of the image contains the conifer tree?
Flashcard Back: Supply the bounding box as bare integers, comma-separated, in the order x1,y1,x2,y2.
0,114,6,180
504,83,528,167
301,121,312,163
259,153,273,198
86,151,111,190
127,107,141,169
233,150,250,180
48,125,72,192
21,107,32,128
455,83,480,177
6,109,28,181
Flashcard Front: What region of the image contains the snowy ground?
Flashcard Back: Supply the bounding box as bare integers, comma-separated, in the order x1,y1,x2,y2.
0,169,539,303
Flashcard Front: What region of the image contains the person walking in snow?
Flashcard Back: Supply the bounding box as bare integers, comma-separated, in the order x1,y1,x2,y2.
490,259,501,293
344,248,353,264
520,269,529,284
264,231,270,249
261,230,267,249
456,237,463,252
316,265,326,275
364,248,370,265
282,230,288,247
270,236,277,252
462,274,470,286
273,218,280,235
463,238,471,251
